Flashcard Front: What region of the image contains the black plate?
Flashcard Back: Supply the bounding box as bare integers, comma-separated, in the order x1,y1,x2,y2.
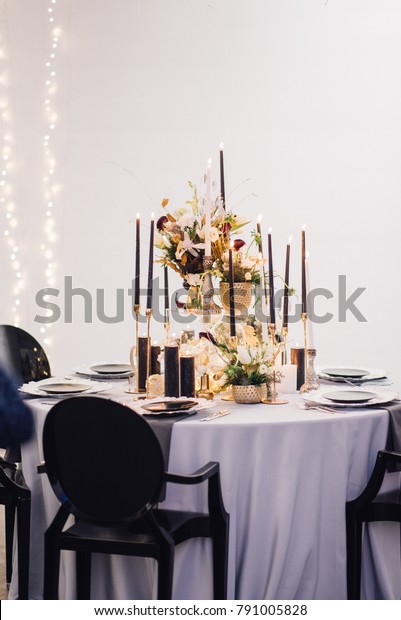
90,363,132,374
322,368,369,379
40,383,91,394
142,400,198,413
323,390,377,404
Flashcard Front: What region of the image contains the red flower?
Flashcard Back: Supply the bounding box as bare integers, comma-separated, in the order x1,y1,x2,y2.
157,215,169,231
221,222,231,234
233,239,246,251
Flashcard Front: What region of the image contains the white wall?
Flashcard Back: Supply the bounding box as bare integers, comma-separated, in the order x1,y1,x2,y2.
0,0,400,379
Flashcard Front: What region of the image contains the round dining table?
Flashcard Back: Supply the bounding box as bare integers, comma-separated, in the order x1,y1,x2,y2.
9,383,401,600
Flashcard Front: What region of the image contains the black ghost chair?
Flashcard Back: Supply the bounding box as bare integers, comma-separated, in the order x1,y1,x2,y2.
40,396,230,600
346,449,401,599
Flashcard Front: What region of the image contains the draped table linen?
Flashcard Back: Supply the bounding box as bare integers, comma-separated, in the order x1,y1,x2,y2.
9,386,400,600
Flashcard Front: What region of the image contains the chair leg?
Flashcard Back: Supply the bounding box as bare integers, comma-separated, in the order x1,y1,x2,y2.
346,513,363,600
76,551,92,600
5,502,16,587
157,545,175,600
212,518,229,600
44,532,61,599
16,497,31,599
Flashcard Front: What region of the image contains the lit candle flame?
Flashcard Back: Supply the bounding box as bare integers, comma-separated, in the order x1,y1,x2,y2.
136,212,140,220
268,227,272,234
257,214,262,223
220,142,224,150
302,223,306,231
306,250,310,260
229,239,234,249
207,157,212,167
288,234,292,244
151,212,154,220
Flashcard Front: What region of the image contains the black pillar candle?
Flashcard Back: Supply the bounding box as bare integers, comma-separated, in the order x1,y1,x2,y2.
180,355,195,398
151,344,161,375
290,347,305,391
164,343,180,397
138,336,150,391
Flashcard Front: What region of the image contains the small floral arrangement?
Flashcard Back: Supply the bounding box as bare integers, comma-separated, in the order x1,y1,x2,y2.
200,330,281,388
155,182,248,288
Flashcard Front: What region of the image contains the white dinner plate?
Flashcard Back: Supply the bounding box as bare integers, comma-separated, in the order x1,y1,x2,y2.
126,397,213,417
40,382,92,395
318,366,386,383
19,377,113,398
89,363,132,375
301,387,399,409
73,362,134,380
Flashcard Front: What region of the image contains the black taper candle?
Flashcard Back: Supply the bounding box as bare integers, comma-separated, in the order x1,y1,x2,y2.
267,230,276,324
151,344,161,375
134,213,140,306
164,265,169,312
283,237,291,329
220,143,226,210
164,343,180,397
257,216,263,255
301,226,307,315
138,336,150,391
146,214,155,310
180,355,195,398
228,242,236,338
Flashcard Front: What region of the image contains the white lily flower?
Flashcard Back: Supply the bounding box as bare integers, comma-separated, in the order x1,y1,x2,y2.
237,346,252,365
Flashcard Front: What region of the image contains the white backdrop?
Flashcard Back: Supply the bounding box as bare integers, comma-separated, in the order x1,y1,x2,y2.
0,0,400,378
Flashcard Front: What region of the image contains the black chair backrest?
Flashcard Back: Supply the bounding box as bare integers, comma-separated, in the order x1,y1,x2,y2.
42,397,165,524
0,325,51,383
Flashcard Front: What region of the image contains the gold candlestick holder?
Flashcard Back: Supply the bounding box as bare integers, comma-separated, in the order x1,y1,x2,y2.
262,370,288,405
281,325,288,364
268,323,276,347
126,303,146,397
145,308,152,399
221,335,237,401
164,308,170,341
301,312,308,351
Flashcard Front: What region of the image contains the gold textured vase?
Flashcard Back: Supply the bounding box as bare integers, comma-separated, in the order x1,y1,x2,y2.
220,281,252,313
232,383,267,404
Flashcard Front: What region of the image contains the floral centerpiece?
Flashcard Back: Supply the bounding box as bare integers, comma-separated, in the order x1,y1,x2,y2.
200,330,282,403
155,182,263,313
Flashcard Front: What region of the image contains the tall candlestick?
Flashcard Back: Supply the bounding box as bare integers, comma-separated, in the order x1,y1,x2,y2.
219,143,226,210
228,240,236,338
267,228,275,325
256,214,263,254
305,251,314,348
134,213,140,306
205,158,212,255
164,265,169,311
283,235,292,330
258,253,269,342
146,213,155,310
301,224,307,315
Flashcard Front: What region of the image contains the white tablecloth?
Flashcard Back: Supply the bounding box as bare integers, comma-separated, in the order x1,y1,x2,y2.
9,387,400,600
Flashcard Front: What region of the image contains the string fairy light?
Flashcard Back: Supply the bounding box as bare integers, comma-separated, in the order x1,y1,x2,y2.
0,9,26,328
39,0,62,348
